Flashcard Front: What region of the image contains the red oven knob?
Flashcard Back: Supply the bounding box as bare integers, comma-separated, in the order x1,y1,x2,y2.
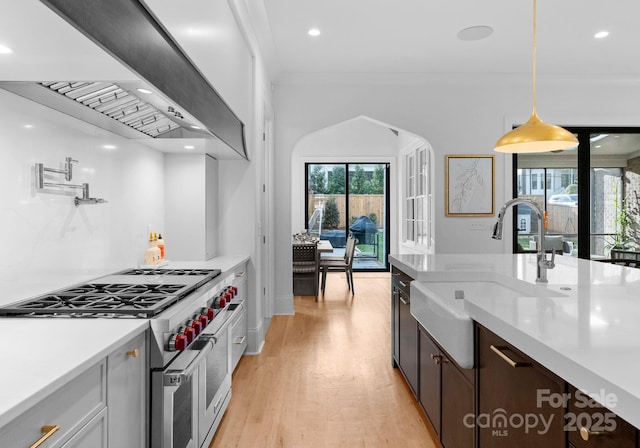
220,297,226,308
192,320,203,335
183,326,195,343
205,308,215,320
225,291,233,302
232,286,238,297
169,334,188,351
198,314,208,328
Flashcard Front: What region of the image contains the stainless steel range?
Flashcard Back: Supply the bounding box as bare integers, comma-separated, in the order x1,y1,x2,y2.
0,267,244,448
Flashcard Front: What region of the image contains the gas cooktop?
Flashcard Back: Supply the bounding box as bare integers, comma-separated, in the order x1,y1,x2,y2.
0,268,221,318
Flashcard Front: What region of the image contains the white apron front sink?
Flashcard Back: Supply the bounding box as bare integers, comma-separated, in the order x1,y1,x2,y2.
410,272,567,369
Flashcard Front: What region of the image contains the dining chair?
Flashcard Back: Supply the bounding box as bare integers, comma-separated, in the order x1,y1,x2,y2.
320,236,356,295
292,242,319,297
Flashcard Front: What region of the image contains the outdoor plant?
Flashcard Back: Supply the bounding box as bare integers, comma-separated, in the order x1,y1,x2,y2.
323,196,340,229
606,190,640,253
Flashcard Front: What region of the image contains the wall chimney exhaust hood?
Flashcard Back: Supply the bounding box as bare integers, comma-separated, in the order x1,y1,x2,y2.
2,0,248,160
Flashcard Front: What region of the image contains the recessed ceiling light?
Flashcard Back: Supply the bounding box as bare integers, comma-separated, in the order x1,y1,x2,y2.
595,145,602,148
308,28,321,37
594,31,609,39
190,125,201,130
102,145,117,150
0,44,13,54
184,145,195,150
457,26,494,42
23,124,33,129
137,88,152,94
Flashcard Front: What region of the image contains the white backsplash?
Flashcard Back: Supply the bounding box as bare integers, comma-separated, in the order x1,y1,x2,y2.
0,89,166,304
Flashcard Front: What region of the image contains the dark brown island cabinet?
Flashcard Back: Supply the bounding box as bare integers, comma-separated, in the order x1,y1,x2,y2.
391,265,640,448
391,266,418,395
420,323,475,448
392,266,475,447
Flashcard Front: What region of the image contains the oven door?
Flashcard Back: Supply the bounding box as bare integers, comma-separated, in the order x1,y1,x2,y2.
152,338,213,448
198,319,232,446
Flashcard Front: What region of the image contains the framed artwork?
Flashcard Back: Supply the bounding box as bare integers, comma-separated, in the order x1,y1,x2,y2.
445,154,495,216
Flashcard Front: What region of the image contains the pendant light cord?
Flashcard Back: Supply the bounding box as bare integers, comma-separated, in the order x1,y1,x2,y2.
532,0,537,115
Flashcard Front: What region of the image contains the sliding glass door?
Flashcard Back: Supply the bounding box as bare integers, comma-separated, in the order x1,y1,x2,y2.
513,128,640,259
306,163,390,271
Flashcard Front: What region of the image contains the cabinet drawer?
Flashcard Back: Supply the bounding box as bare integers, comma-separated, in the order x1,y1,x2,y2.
567,384,636,448
0,361,106,448
231,304,247,371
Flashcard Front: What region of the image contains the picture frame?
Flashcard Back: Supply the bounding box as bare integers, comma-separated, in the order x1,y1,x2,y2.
445,154,495,217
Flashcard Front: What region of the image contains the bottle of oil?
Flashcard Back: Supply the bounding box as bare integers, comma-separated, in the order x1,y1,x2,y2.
144,232,160,265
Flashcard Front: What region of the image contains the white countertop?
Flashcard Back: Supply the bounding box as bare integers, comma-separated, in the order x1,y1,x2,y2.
390,253,640,428
0,255,249,429
0,319,148,428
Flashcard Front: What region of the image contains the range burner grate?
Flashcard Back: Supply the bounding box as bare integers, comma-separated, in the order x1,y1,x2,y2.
0,268,221,318
118,268,219,276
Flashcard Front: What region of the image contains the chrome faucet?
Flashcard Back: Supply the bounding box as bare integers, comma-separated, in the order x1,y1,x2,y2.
492,198,555,283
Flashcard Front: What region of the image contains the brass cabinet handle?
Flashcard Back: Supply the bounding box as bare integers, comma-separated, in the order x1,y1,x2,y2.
431,354,448,365
30,425,60,448
234,336,246,345
490,345,532,368
399,281,408,288
580,426,605,441
126,348,140,358
235,272,246,277
399,296,409,305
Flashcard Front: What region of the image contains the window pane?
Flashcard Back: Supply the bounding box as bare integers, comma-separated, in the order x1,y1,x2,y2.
589,132,639,258
516,149,578,256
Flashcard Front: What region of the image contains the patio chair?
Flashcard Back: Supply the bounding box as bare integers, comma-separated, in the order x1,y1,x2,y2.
292,242,319,297
320,236,357,295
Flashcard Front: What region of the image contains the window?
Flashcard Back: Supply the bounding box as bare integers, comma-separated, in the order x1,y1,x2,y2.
513,128,640,259
403,144,433,250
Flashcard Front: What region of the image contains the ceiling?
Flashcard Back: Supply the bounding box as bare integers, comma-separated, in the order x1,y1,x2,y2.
254,0,640,79
3,1,640,82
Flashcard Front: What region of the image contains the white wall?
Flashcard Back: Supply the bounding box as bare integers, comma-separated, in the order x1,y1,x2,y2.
272,73,640,309
0,89,165,304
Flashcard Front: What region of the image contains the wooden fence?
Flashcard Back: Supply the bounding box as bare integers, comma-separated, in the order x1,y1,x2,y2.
308,194,385,229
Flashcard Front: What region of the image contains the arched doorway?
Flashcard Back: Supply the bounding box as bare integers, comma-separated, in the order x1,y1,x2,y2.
291,116,435,271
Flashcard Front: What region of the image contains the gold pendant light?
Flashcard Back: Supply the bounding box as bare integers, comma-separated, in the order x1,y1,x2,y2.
494,0,578,153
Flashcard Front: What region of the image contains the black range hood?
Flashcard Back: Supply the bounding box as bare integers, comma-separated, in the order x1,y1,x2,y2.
36,0,247,159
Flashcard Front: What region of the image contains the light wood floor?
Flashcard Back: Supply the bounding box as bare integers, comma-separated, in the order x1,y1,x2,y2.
210,272,439,448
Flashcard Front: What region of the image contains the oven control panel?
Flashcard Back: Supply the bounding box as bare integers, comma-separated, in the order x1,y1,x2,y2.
166,285,239,352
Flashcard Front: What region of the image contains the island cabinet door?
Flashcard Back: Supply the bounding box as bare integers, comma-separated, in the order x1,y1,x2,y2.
398,285,419,396
567,384,637,448
441,355,475,448
477,324,565,448
419,326,441,436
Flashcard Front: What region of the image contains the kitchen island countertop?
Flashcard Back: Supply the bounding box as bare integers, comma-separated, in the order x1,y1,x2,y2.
390,253,640,428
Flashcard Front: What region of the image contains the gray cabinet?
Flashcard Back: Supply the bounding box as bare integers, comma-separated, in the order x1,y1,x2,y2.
0,330,148,448
61,408,108,448
107,331,147,448
0,361,106,448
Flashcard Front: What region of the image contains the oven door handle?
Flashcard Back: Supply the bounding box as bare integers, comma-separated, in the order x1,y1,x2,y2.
201,317,233,343
163,339,214,386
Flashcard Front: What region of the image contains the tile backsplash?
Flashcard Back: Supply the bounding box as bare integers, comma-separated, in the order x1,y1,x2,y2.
0,89,165,304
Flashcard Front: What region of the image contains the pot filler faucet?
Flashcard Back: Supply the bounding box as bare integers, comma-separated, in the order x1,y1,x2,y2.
492,198,555,283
